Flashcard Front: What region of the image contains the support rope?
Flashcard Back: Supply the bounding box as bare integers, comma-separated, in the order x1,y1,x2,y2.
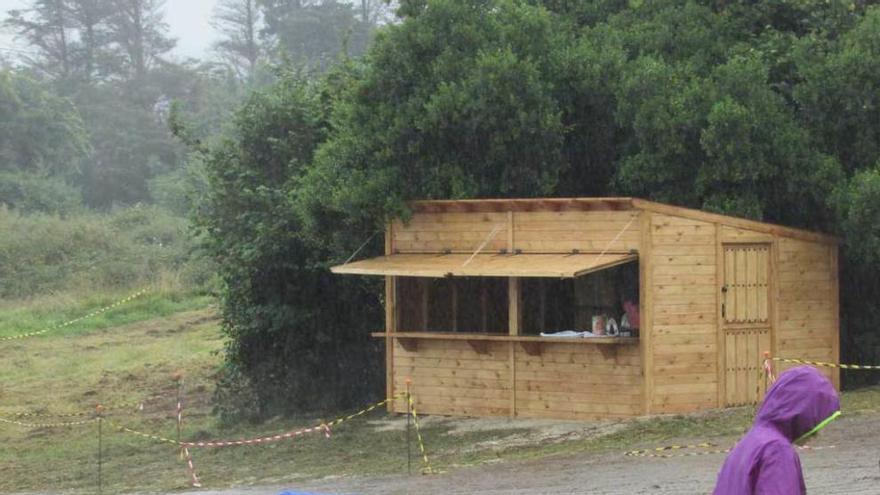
462,225,504,267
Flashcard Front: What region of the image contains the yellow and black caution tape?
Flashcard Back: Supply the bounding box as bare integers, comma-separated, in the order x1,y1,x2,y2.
3,410,94,419
627,448,732,458
772,357,880,370
109,420,180,447
407,394,436,474
624,442,836,459
326,392,406,428
0,393,167,420
0,288,149,342
625,442,726,458
101,401,148,413
100,394,168,412
0,416,98,428
796,445,837,452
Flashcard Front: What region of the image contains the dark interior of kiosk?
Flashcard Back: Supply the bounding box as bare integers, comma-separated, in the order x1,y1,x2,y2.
395,261,639,335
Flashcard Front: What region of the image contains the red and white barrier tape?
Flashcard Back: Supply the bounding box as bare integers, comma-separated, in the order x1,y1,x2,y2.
182,447,202,488
763,358,776,384
114,394,403,450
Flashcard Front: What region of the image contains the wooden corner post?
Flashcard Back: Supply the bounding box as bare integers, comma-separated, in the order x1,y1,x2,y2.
508,277,520,418
385,222,396,412
509,277,521,336
508,210,518,418
715,223,725,408
640,211,653,415
831,244,840,390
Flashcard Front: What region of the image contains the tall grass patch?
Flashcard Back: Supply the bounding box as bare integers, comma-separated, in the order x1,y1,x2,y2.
0,204,215,299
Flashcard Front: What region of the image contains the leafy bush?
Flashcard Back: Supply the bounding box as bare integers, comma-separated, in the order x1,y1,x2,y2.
0,205,214,299
197,72,383,420
0,172,83,214
148,160,210,217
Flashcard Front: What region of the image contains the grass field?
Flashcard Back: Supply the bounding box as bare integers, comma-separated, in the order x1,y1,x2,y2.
2,292,879,494
0,286,214,341
0,293,534,493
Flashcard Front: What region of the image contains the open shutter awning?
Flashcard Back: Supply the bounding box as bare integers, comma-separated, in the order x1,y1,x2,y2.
330,252,637,278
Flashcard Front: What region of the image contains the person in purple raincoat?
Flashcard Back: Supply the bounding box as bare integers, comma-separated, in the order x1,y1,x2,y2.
713,366,841,494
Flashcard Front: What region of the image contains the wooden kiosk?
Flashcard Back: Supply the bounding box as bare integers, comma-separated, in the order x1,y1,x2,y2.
331,198,839,419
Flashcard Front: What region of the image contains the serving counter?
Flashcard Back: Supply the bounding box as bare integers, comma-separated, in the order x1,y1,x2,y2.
372,331,643,419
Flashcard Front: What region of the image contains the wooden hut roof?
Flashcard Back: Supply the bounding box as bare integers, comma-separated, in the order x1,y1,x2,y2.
408,197,837,245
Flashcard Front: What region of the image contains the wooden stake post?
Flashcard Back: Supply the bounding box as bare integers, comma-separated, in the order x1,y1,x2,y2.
406,378,412,475
96,404,104,495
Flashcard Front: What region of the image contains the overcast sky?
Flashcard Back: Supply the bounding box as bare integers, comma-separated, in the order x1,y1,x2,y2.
0,0,220,60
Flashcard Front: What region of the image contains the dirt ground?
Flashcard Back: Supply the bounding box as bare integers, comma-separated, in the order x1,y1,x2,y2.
185,412,880,495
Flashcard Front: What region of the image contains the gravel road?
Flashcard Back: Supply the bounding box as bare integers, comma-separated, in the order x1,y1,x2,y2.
182,412,880,495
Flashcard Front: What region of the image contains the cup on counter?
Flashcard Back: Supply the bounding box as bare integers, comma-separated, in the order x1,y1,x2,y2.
592,315,606,336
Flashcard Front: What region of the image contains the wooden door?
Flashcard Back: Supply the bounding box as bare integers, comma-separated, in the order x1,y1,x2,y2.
721,243,772,407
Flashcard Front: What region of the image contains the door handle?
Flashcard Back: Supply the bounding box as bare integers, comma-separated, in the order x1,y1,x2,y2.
721,285,728,318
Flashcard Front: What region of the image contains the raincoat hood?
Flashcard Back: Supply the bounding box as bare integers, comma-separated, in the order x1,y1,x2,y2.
755,366,840,442
713,366,840,494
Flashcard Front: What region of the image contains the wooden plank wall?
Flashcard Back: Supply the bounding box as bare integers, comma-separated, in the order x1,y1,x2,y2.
393,339,512,417
392,210,639,253
388,205,839,418
392,212,509,253
512,210,639,253
649,214,719,413
775,238,840,388
390,208,643,418
514,343,642,419
392,339,643,418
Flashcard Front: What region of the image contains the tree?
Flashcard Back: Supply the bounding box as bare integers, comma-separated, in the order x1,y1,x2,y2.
0,70,90,176
356,0,396,25
4,0,177,84
298,0,572,229
3,0,74,80
795,7,880,174
107,0,175,81
196,71,383,418
836,165,880,267
67,0,114,83
614,52,841,225
73,64,196,207
212,0,262,80
258,0,372,68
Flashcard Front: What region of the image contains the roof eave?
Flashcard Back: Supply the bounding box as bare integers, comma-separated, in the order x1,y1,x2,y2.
631,199,838,245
